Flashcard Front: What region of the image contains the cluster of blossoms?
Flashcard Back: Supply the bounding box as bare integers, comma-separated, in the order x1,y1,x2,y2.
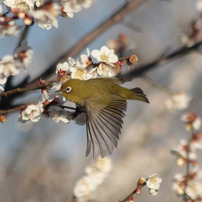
0,0,94,33
73,157,112,201
0,44,33,91
56,46,123,80
18,45,136,124
171,113,202,201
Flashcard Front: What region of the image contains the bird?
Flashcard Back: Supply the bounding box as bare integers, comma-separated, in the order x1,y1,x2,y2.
59,78,149,158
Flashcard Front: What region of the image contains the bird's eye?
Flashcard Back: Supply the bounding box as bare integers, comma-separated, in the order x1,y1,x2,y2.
65,86,72,93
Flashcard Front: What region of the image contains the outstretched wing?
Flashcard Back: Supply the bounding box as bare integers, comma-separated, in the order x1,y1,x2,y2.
85,96,127,158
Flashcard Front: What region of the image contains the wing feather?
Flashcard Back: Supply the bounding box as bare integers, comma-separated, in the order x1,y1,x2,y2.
85,97,127,158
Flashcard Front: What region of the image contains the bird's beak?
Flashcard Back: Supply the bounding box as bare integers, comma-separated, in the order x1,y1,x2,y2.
53,90,62,96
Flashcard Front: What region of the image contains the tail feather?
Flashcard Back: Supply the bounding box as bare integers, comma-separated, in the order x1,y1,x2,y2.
131,87,149,103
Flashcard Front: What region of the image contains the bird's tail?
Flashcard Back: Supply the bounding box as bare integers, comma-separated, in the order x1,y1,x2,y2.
130,87,149,103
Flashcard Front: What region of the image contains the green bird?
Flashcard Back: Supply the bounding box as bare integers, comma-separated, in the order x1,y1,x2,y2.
59,78,149,158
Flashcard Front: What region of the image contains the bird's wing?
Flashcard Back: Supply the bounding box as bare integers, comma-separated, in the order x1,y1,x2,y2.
85,96,127,158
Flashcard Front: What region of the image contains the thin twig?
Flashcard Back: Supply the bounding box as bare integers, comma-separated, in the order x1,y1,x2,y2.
0,105,28,114
119,41,202,79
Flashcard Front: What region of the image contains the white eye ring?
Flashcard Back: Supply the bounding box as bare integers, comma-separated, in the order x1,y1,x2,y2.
65,86,72,93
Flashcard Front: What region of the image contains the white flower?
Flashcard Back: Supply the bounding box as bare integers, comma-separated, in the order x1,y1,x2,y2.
49,106,70,123
61,0,94,18
21,49,33,68
74,176,96,201
91,46,118,64
77,48,91,68
15,49,33,69
74,157,112,201
70,67,92,80
3,0,35,11
41,82,64,103
196,0,202,12
18,103,43,123
182,113,201,131
68,57,93,80
149,188,159,196
96,63,117,77
56,62,70,74
61,2,76,18
0,5,2,14
85,157,112,175
0,55,21,84
192,117,201,131
165,92,191,110
0,18,21,38
186,181,202,200
146,174,162,192
35,0,44,7
172,182,184,195
29,3,60,30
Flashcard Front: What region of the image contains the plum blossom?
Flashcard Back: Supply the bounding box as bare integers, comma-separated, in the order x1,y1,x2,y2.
0,17,21,38
186,181,202,200
165,92,191,110
3,0,35,11
15,49,33,69
29,3,60,30
49,106,70,123
56,62,70,75
91,46,118,65
146,174,162,196
18,103,43,123
74,157,112,201
97,63,117,77
0,55,20,87
182,113,201,131
61,0,94,18
68,56,95,80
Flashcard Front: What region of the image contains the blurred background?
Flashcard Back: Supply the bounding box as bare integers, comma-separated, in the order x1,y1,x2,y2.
0,0,202,201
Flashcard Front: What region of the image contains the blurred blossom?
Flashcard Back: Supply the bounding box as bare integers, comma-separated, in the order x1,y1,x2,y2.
165,92,191,110
74,157,112,201
0,5,2,13
196,0,202,12
18,102,43,123
29,3,60,30
171,140,197,166
0,55,20,85
172,182,184,195
0,18,21,38
3,0,35,11
182,113,201,131
85,157,112,175
15,49,33,69
61,0,94,18
191,133,202,150
49,105,70,123
61,3,75,18
91,46,118,65
186,181,202,200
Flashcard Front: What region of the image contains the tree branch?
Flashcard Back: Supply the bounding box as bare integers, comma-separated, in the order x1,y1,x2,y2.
118,41,202,80
26,0,148,87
